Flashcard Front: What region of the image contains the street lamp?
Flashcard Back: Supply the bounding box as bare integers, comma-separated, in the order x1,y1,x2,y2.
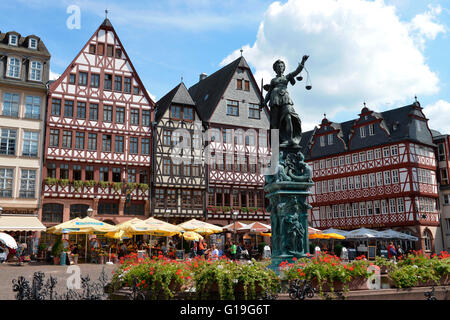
232,210,239,243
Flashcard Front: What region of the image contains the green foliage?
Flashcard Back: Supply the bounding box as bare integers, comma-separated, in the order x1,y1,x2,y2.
138,183,149,192
98,181,111,188
83,180,96,187
334,244,343,257
51,237,64,257
112,182,123,191
72,180,84,191
388,250,450,288
59,179,70,187
44,177,58,185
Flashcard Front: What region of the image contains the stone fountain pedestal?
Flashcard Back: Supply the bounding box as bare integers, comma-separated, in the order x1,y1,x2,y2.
264,148,313,273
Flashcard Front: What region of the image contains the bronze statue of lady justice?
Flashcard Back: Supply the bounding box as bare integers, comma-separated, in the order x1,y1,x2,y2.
262,55,309,147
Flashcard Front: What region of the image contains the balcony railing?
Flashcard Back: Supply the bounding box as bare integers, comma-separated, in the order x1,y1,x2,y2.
43,179,149,200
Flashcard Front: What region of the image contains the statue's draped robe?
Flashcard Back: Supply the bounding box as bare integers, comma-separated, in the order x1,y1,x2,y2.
268,73,302,145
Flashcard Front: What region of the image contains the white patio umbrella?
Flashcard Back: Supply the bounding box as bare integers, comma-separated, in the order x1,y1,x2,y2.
0,232,18,249
345,228,382,239
378,229,418,241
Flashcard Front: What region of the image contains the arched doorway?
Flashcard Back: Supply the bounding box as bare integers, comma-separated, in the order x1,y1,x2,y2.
423,229,433,252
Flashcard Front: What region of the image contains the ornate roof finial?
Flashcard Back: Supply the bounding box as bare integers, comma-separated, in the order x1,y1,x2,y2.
324,113,326,118
105,8,108,19
181,76,183,83
415,95,418,102
363,101,366,107
240,48,243,57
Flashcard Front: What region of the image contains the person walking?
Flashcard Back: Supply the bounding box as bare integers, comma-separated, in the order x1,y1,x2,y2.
230,242,237,261
210,244,219,260
387,242,397,261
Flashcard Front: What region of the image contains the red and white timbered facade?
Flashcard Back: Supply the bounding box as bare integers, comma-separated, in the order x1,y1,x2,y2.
40,19,154,226
303,103,440,251
188,57,271,225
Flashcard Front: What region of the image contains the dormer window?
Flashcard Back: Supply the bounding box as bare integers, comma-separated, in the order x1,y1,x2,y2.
360,126,366,138
368,123,375,136
8,35,18,46
29,38,38,49
7,57,21,78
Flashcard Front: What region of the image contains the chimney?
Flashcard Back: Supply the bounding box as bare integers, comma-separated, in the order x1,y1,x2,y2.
199,73,208,81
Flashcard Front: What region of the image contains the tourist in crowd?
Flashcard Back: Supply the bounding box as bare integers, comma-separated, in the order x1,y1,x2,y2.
210,244,219,260
198,240,205,257
230,242,237,260
387,242,397,261
0,244,8,263
396,244,404,259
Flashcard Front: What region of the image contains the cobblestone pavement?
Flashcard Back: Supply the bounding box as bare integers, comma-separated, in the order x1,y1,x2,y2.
0,262,117,300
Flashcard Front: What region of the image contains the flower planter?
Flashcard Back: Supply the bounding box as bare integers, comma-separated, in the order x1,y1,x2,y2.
312,276,370,292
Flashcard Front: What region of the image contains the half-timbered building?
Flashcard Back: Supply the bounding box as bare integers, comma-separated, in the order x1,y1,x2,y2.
188,56,270,226
40,18,154,229
151,82,206,222
432,129,450,252
302,101,440,252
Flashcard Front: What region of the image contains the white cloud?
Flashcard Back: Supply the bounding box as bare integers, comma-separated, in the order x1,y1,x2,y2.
408,4,446,50
49,70,61,81
423,100,450,134
221,0,445,131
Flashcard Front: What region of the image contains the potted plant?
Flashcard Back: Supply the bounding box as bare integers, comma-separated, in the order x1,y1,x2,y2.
72,180,84,192
51,238,64,265
38,243,48,260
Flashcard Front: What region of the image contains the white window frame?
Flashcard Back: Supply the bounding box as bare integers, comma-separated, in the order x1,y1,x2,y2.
389,198,397,214
335,178,341,192
361,174,368,188
374,200,380,215
29,38,38,49
346,203,352,217
376,172,383,186
367,201,373,215
352,203,359,216
316,181,321,194
375,148,381,159
327,206,332,219
319,160,325,169
339,156,345,166
341,177,347,191
359,152,366,162
383,147,390,157
367,150,373,161
381,200,388,214
328,134,333,145
29,61,42,81
397,198,404,213
8,34,18,46
339,204,345,217
7,57,21,78
368,123,375,136
322,181,328,193
19,169,36,198
352,154,358,164
384,171,391,185
355,175,361,189
326,159,332,168
359,202,366,216
332,157,338,167
333,205,339,218
360,126,366,138
369,173,376,188
320,135,325,147
348,176,354,190
390,145,399,156
345,155,351,165
391,169,399,184
328,180,334,192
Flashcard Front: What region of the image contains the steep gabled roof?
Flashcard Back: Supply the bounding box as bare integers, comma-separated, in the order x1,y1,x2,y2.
155,82,196,122
303,102,435,160
188,56,252,121
49,18,154,108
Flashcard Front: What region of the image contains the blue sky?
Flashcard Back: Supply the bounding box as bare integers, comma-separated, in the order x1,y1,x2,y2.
2,0,449,132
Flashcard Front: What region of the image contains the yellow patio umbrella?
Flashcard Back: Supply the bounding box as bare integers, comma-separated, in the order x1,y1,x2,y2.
177,219,223,235
183,231,204,241
47,216,117,235
309,233,345,240
105,230,132,240
116,218,151,235
259,232,272,237
47,216,118,262
143,217,183,236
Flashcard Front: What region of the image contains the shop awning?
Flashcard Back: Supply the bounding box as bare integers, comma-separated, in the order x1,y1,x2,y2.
0,215,46,231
